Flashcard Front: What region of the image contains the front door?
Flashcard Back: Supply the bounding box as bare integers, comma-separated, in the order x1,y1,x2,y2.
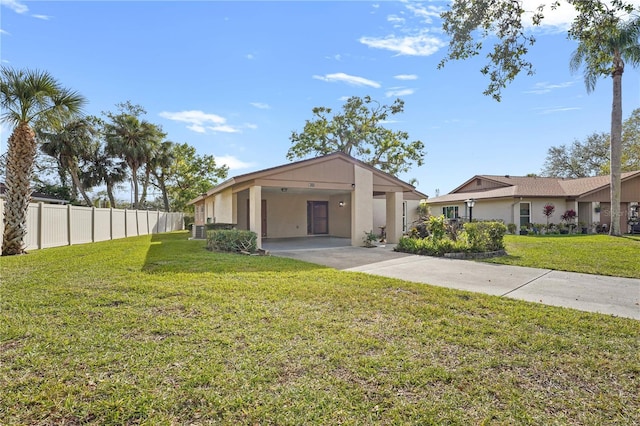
307,201,328,235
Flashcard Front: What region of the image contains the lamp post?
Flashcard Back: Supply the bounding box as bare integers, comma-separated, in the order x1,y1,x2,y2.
465,198,476,222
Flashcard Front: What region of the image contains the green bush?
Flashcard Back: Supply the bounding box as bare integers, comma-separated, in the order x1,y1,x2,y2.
459,221,506,252
426,215,447,240
207,229,257,253
397,221,506,256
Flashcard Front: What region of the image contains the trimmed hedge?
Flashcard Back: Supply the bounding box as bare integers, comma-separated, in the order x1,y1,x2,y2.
207,229,257,253
396,220,507,257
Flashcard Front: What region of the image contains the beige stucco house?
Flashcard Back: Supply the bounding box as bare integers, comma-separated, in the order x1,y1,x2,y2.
188,152,427,247
426,171,640,233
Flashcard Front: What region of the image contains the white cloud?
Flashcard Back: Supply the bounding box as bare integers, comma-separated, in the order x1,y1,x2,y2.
208,125,240,133
250,102,270,110
385,88,415,97
394,74,418,81
246,53,254,60
160,110,241,134
312,72,380,88
521,0,640,31
535,106,581,115
1,0,28,14
159,110,226,125
187,124,206,133
244,123,258,129
387,14,405,26
359,31,446,56
0,28,9,35
405,3,444,24
216,155,255,171
32,14,51,20
524,81,575,94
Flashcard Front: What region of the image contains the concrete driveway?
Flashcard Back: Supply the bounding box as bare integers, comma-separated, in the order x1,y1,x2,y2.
265,238,640,320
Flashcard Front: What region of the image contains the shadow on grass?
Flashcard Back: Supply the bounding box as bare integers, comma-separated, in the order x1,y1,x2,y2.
142,231,326,274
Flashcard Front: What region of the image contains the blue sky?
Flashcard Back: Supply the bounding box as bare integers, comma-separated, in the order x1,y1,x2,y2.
1,0,639,199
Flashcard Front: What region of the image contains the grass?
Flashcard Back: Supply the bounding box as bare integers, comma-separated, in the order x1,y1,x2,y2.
483,234,640,278
1,231,639,425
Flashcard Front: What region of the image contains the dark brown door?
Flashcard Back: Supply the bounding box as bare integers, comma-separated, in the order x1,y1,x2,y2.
307,201,328,235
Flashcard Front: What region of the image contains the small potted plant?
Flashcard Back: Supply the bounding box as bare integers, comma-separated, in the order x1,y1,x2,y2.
578,221,588,234
363,230,378,247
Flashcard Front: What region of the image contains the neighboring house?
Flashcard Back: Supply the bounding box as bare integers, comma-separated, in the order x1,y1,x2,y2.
0,183,69,205
426,171,640,233
188,152,427,248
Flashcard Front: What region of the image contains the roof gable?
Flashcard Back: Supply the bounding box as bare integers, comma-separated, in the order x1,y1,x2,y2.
189,152,427,204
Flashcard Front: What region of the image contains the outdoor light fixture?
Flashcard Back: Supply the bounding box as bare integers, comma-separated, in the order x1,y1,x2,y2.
351,184,355,189
338,201,345,207
281,188,288,192
465,198,476,222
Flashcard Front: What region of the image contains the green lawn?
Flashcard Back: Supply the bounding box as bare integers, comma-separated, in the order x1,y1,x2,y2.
484,234,640,278
1,232,639,425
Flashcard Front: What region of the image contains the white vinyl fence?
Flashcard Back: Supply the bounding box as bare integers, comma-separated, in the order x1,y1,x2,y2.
0,199,184,251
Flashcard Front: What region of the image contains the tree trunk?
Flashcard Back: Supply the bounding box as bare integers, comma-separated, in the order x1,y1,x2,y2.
67,161,93,206
139,167,151,208
106,182,117,208
160,180,170,212
609,62,623,236
2,123,37,256
131,164,139,209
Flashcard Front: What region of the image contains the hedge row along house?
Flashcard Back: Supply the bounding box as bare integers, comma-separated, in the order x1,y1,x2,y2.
188,152,427,248
427,171,640,233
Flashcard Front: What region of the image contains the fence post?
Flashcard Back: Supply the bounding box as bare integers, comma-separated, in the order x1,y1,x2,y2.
91,206,96,242
67,204,72,245
38,202,44,250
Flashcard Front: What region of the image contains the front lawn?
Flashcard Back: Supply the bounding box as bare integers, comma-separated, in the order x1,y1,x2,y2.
1,232,639,425
484,234,640,278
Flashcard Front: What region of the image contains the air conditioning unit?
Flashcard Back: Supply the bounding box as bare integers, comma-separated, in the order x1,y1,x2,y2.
194,225,206,239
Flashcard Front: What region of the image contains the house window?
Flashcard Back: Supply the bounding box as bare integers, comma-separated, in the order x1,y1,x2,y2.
520,202,530,227
442,206,459,219
402,201,408,232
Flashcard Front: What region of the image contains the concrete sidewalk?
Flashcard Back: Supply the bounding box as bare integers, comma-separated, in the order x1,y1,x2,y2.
345,254,640,320
268,242,640,320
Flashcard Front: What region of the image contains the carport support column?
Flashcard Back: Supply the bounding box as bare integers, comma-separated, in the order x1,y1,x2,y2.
385,192,403,244
249,185,262,248
351,165,373,246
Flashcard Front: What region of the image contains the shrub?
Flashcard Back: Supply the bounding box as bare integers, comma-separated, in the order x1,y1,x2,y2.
396,221,506,256
426,215,447,240
507,223,517,234
207,229,257,253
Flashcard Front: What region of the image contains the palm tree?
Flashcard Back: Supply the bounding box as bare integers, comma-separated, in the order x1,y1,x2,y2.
103,114,164,209
570,13,640,236
38,118,97,206
84,142,128,208
0,67,85,255
148,140,176,211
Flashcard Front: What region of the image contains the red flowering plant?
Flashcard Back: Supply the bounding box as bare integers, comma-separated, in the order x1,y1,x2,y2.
542,203,555,226
561,209,577,232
